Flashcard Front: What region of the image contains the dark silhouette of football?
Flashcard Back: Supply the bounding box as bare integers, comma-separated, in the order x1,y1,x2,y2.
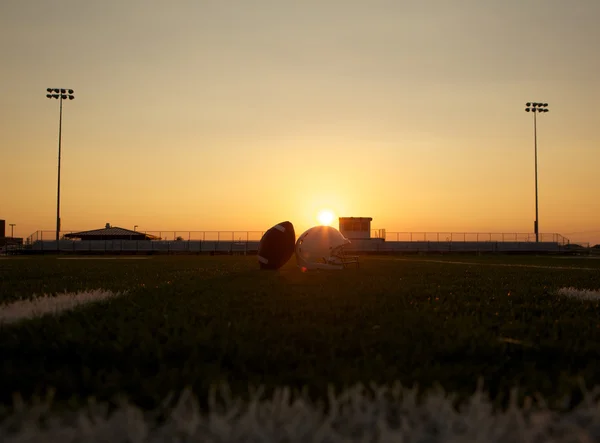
258,221,296,270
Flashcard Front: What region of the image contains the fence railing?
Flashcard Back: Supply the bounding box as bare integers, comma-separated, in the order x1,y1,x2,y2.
374,231,570,245
27,230,570,245
27,231,266,244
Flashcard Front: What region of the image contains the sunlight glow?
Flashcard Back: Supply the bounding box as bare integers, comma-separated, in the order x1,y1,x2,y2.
317,209,335,226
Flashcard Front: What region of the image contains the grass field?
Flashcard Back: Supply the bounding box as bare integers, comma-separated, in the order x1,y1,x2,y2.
1,254,600,422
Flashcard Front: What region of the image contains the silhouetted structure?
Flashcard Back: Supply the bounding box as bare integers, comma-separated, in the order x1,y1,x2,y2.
46,88,75,246
339,217,373,239
524,101,550,242
0,219,23,249
64,224,158,241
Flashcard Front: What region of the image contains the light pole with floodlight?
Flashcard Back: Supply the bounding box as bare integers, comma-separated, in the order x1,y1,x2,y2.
46,88,75,248
525,102,549,243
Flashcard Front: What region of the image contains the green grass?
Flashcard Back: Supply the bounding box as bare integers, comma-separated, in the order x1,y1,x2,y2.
1,254,600,412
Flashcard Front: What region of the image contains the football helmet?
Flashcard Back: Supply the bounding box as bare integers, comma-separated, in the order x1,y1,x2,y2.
295,225,359,270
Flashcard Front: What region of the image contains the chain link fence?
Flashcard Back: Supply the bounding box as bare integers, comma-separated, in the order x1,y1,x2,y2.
21,230,580,255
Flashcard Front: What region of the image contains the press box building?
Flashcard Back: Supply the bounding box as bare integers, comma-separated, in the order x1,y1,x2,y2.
339,217,373,239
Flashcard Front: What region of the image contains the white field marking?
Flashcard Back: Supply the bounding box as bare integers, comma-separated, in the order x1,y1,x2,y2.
0,289,127,326
371,257,599,271
557,287,600,300
3,384,600,442
57,256,151,260
552,255,600,260
498,337,535,347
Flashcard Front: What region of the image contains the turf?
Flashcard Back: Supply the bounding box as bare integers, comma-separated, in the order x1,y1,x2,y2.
1,254,600,412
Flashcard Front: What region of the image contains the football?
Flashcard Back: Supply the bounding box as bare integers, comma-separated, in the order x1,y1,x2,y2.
258,221,296,270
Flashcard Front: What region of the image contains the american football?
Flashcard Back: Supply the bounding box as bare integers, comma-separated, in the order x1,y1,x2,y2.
257,221,296,270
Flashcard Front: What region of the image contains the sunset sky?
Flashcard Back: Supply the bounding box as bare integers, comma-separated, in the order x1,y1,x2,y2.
1,0,599,244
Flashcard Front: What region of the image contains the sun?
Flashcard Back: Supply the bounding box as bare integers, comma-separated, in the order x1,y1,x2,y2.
317,209,335,226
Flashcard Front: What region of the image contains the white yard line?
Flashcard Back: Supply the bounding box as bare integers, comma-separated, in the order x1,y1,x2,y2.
57,256,152,260
0,289,127,325
372,257,599,271
372,257,600,301
557,287,600,300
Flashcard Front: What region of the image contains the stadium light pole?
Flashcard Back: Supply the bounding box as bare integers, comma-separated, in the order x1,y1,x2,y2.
46,88,75,249
525,102,549,243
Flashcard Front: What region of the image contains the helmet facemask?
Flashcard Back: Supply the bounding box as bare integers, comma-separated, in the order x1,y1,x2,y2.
295,226,359,271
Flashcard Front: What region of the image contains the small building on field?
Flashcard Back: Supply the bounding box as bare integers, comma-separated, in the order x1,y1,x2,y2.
64,224,158,241
339,217,373,239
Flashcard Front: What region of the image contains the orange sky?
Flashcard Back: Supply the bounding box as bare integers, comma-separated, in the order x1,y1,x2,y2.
1,0,599,245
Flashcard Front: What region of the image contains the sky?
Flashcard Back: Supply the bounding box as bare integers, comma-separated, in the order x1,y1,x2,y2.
1,0,599,245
